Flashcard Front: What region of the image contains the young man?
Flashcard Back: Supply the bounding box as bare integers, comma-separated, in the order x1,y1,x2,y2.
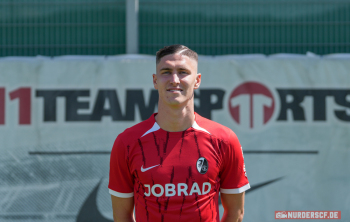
109,45,250,222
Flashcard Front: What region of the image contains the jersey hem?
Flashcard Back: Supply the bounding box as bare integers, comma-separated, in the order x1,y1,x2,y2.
109,189,134,198
220,183,250,194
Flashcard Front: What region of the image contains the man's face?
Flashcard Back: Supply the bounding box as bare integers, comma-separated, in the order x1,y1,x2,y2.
153,53,201,107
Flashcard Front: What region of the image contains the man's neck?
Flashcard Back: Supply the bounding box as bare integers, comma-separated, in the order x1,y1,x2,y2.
155,102,195,132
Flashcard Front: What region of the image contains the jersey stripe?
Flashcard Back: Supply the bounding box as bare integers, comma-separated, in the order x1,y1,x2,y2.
220,183,250,194
109,189,134,198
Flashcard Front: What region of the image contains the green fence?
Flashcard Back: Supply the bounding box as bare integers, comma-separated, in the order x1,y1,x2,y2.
0,0,125,56
139,0,350,55
1,0,350,56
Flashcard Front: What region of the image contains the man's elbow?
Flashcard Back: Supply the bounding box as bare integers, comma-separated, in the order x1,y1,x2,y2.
222,208,245,222
237,208,244,222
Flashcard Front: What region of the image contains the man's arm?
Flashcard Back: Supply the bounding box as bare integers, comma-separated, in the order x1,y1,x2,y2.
220,192,245,222
111,195,135,222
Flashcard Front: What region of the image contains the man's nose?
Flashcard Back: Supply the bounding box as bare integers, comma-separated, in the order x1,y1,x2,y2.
170,73,180,84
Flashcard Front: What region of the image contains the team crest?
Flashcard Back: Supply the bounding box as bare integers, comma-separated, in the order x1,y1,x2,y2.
196,157,208,174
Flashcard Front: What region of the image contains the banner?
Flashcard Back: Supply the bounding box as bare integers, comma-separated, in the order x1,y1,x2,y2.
0,54,349,221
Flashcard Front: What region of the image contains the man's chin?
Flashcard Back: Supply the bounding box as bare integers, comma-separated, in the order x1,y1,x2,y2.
164,99,187,107
167,100,182,106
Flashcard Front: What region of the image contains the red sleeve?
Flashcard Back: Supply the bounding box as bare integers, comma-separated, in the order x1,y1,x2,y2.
108,134,134,198
220,131,250,194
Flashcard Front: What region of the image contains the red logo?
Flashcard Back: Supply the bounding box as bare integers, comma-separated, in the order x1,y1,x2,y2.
276,211,288,218
229,82,275,130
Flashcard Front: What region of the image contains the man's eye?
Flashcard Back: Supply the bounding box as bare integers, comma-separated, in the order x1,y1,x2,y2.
180,71,188,74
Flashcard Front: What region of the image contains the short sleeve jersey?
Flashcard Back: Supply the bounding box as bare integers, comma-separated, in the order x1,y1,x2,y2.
109,113,250,222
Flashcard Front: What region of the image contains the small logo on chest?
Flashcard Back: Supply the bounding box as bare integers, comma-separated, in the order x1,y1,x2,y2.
196,157,208,174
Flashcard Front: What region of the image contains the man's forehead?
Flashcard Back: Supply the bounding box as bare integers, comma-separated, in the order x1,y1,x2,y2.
157,53,197,69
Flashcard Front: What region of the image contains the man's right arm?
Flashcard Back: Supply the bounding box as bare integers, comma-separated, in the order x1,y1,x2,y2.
109,134,135,221
111,195,135,222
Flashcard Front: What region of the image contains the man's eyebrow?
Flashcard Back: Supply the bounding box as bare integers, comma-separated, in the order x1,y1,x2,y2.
159,68,172,71
159,67,191,72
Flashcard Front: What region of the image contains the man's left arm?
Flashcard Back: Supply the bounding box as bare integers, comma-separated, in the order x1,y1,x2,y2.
220,192,245,222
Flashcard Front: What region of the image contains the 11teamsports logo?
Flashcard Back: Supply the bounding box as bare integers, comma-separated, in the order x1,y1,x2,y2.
1,84,349,127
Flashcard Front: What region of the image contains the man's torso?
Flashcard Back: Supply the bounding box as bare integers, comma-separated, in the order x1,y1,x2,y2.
109,113,249,222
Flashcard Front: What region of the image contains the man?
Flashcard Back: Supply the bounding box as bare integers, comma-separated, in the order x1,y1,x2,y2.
109,45,250,222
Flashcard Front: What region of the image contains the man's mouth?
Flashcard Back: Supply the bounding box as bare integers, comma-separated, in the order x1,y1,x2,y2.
167,89,182,92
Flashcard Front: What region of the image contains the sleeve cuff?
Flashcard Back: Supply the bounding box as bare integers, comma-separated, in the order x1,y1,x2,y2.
220,183,250,194
109,189,134,198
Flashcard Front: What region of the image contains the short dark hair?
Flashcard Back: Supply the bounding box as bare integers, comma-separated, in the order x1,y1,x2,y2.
156,44,198,64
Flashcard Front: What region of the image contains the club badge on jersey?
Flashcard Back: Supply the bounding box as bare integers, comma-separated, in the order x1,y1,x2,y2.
196,157,208,174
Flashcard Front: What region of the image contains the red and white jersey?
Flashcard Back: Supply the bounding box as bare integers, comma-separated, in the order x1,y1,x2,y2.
109,113,250,222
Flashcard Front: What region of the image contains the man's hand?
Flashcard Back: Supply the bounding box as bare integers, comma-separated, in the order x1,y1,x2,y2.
111,195,135,222
220,192,245,222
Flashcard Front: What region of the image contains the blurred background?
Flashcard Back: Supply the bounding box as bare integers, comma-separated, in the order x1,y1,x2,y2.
1,0,350,56
0,0,349,222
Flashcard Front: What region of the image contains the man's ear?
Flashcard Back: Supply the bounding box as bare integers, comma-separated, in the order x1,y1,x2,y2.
194,73,201,89
153,74,158,90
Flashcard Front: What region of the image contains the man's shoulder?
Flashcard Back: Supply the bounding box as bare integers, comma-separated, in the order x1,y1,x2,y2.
195,113,235,141
118,114,155,142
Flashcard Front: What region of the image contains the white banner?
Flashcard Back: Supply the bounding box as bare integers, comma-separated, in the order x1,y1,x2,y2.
0,54,349,222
